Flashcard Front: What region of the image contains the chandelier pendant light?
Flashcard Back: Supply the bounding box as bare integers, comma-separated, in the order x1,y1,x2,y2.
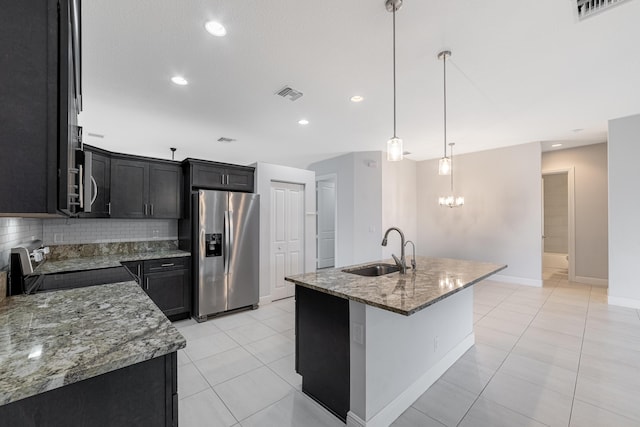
439,142,464,207
438,50,452,175
386,0,403,162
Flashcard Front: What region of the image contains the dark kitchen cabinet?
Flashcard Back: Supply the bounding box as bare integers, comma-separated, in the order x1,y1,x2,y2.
144,269,190,317
123,257,191,320
186,159,255,193
0,0,83,216
110,157,181,219
79,145,111,218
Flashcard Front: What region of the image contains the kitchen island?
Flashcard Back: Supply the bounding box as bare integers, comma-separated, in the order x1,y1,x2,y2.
285,256,506,427
0,281,185,426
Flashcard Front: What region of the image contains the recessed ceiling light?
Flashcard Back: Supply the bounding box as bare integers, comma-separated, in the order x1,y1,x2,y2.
572,128,584,133
171,76,188,86
298,119,309,125
350,95,364,103
205,21,227,37
551,143,563,148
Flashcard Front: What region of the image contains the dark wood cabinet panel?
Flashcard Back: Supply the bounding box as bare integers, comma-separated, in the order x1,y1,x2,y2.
0,0,81,216
144,269,190,317
296,285,350,422
110,157,181,219
149,163,181,219
123,257,191,319
110,158,148,218
0,353,178,427
192,164,226,189
226,168,254,191
185,159,255,193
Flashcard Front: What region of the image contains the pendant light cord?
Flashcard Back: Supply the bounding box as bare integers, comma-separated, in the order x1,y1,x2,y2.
450,144,454,192
443,53,447,158
392,5,397,138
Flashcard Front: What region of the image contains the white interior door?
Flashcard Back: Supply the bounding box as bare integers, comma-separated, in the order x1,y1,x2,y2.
316,179,336,269
270,181,305,300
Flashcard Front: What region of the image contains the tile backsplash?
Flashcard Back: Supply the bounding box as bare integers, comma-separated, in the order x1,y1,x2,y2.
0,218,178,269
42,219,178,245
0,218,43,269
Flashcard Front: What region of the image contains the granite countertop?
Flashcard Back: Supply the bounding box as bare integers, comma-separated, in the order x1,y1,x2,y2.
0,281,186,406
285,256,507,316
32,249,191,276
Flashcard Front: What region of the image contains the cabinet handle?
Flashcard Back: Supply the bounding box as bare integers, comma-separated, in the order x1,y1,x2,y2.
161,263,175,267
150,204,154,216
145,277,149,290
221,175,225,185
137,264,141,278
144,204,148,215
107,202,111,215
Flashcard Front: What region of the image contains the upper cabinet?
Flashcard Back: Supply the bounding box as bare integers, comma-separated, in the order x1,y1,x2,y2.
186,159,255,193
0,0,83,216
110,156,181,219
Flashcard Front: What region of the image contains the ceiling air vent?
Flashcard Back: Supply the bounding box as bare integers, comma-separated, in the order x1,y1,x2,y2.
576,0,631,19
217,137,236,143
276,86,303,101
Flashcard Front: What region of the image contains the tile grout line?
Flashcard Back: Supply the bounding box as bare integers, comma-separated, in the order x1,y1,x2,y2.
455,283,557,426
567,284,591,427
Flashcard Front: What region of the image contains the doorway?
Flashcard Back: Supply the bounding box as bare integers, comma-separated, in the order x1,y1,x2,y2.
542,169,575,282
270,181,305,301
316,175,337,269
316,176,336,269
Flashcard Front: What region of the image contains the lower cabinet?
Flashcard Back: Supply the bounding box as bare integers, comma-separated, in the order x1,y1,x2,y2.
144,269,190,318
0,353,178,427
123,257,191,320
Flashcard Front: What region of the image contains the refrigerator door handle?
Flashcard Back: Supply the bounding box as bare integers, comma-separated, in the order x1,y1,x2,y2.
224,210,230,275
228,209,234,264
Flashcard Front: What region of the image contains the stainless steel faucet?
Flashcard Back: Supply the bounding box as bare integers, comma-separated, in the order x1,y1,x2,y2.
381,227,407,274
404,240,417,270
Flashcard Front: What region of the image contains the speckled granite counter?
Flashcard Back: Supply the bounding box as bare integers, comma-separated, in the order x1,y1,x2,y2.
285,256,506,315
32,249,190,275
0,281,186,406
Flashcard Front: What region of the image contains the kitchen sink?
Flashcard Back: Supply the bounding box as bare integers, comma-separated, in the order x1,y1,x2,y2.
343,263,400,277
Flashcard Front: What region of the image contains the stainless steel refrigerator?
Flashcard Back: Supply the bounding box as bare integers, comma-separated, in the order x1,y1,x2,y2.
194,190,260,321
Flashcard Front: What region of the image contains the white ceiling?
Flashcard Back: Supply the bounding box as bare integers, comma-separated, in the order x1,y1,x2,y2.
79,0,640,168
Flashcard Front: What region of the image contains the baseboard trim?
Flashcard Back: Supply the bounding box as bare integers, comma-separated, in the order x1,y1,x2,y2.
259,296,272,306
492,274,542,288
574,276,608,287
350,334,475,427
346,412,366,427
608,296,640,309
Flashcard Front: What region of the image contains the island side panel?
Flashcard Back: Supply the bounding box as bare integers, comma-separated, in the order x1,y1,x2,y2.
295,285,350,422
0,353,178,427
351,286,475,425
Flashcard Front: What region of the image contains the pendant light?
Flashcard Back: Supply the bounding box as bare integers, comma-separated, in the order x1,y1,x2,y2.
439,142,465,207
386,0,403,162
438,50,451,174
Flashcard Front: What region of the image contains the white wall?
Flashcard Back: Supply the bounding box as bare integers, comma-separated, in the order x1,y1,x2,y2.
309,152,383,267
309,153,355,267
254,162,316,301
381,157,418,261
608,114,640,308
352,152,384,264
542,143,608,281
416,143,542,286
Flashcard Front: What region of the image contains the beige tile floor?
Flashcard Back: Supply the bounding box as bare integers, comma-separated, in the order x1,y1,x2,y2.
174,270,640,426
